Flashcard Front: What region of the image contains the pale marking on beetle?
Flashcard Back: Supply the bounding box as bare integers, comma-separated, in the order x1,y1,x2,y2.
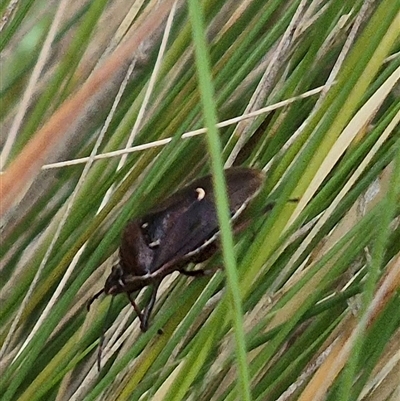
149,239,161,248
196,187,206,200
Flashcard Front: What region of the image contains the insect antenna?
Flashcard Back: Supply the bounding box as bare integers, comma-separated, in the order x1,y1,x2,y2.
87,288,105,311
97,296,114,371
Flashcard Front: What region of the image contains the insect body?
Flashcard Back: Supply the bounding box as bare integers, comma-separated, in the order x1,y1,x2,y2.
89,167,264,331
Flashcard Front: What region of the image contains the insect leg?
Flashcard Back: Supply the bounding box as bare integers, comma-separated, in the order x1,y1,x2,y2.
179,267,219,277
178,268,207,276
127,293,146,328
140,283,160,332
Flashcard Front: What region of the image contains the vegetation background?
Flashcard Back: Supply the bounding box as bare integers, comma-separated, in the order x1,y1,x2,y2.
1,0,399,400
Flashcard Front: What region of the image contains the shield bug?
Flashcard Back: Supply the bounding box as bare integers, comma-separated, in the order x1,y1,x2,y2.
89,167,264,332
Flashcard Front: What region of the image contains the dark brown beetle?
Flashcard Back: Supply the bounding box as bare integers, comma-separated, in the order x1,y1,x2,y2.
89,167,264,331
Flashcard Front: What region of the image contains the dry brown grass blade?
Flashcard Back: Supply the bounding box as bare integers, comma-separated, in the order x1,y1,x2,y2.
298,255,400,401
0,0,178,218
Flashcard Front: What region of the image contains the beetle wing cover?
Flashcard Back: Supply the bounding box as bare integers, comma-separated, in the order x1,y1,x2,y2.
141,168,264,273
